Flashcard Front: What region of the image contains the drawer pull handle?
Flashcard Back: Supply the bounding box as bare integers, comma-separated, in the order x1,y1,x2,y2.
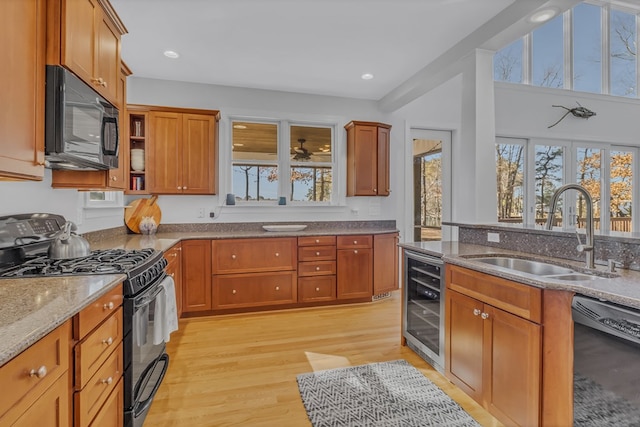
473,309,481,316
29,366,47,379
354,250,358,254
315,287,320,291
101,377,113,385
232,289,236,294
316,267,321,271
275,252,280,257
353,240,358,245
481,312,490,320
103,302,114,310
315,239,320,243
103,337,113,346
275,286,280,291
231,254,237,259
316,252,320,256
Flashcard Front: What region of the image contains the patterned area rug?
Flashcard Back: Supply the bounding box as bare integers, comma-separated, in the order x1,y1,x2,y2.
296,359,480,427
574,373,640,426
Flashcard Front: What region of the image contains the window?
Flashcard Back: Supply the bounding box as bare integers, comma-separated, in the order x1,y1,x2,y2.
83,191,123,208
231,120,335,204
496,138,638,233
494,2,640,99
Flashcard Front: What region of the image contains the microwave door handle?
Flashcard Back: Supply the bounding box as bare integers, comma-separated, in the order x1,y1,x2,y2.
101,116,119,156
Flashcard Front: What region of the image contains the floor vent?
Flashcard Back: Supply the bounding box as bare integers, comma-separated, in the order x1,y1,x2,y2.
372,292,392,302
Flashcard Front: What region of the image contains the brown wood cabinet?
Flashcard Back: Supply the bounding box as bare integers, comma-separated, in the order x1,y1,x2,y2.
445,265,542,427
126,108,149,194
344,121,391,196
0,320,71,425
51,62,132,190
373,232,399,295
147,108,220,195
0,0,46,180
164,243,183,318
47,0,126,106
73,284,124,427
298,236,337,303
181,240,212,313
336,235,373,299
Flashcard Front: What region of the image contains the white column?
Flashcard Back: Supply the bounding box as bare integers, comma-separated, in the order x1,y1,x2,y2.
454,49,498,223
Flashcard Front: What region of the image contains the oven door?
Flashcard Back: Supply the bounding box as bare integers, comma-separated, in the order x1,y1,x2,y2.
132,281,167,380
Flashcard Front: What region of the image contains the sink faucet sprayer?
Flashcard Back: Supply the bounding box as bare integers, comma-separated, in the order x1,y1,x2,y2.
544,183,595,269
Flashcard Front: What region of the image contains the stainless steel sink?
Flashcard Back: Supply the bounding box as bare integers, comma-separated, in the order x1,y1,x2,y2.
545,273,598,281
474,257,575,276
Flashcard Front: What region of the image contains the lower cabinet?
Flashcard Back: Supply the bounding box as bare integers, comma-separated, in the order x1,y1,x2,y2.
446,265,542,427
373,232,399,295
337,235,373,300
212,271,297,309
181,240,212,313
0,320,71,425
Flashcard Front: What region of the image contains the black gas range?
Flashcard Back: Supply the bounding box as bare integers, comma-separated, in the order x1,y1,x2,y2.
0,213,166,296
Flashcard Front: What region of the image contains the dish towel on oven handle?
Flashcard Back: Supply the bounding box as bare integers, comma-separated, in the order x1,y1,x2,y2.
153,275,179,344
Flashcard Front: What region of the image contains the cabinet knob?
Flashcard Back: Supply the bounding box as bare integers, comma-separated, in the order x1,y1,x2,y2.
176,247,182,251
232,289,236,294
316,266,321,271
315,239,320,243
101,377,113,385
102,337,113,346
373,188,377,192
177,186,182,190
354,250,358,254
481,312,490,320
183,186,188,190
316,251,320,256
275,286,280,291
353,240,358,244
170,273,175,278
275,252,279,257
29,365,47,379
111,176,117,181
315,287,320,292
231,254,236,259
473,308,481,316
103,302,114,310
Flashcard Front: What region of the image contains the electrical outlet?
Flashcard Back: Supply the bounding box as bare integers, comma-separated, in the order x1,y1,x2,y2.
197,208,205,218
487,232,500,243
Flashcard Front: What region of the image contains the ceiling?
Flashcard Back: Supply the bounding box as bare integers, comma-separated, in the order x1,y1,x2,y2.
110,0,581,107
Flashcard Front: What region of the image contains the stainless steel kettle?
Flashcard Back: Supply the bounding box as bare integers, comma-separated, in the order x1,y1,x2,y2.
48,221,91,259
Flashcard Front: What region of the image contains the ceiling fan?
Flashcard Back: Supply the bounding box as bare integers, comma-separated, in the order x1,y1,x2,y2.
292,138,311,161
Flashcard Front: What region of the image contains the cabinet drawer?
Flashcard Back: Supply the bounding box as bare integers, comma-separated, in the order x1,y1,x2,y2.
0,320,71,420
337,235,372,249
298,276,336,302
75,284,123,339
164,243,182,265
298,245,336,261
212,238,297,273
446,264,542,322
298,236,336,246
212,271,297,309
298,261,336,276
89,377,123,427
75,341,123,427
75,307,123,390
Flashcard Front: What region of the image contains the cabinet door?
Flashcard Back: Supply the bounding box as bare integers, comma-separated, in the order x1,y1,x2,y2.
3,373,70,427
182,114,216,194
484,305,541,427
376,126,390,196
181,240,212,313
149,111,182,194
446,290,484,401
108,64,128,188
63,0,97,87
373,233,398,294
0,0,45,180
348,124,378,196
95,12,120,103
336,248,372,299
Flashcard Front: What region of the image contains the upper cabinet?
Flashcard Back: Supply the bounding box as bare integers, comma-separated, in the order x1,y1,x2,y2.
344,121,391,196
142,106,219,195
47,0,127,107
0,0,46,180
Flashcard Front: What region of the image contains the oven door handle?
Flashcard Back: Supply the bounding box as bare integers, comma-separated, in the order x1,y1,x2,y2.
134,353,169,416
135,284,165,310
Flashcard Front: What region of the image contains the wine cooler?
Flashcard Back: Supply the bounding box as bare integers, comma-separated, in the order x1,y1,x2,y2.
403,250,444,372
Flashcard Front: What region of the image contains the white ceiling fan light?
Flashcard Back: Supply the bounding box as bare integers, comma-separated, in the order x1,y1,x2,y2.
361,73,374,80
163,50,180,59
528,7,559,23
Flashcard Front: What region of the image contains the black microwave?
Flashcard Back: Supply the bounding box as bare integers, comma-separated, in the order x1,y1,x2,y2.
45,65,119,170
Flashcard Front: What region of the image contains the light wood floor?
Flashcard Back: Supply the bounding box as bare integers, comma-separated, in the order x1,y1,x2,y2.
146,292,503,426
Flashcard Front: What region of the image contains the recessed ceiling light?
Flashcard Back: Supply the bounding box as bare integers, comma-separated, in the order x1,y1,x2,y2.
233,124,247,129
163,50,180,59
528,8,558,23
361,73,374,80
233,143,244,147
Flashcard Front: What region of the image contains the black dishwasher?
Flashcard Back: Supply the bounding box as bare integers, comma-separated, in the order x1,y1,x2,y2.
403,250,444,372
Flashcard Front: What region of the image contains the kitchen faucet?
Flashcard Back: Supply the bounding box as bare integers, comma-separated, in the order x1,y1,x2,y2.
545,183,595,269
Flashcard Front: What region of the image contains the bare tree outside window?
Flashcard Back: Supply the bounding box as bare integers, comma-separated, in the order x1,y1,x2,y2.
535,145,563,221
496,142,524,222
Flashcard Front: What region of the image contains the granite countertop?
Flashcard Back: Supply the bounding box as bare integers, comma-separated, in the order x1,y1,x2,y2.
0,274,125,367
400,241,640,310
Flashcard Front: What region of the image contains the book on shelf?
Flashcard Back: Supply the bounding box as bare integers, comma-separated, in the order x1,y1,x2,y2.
131,176,144,191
